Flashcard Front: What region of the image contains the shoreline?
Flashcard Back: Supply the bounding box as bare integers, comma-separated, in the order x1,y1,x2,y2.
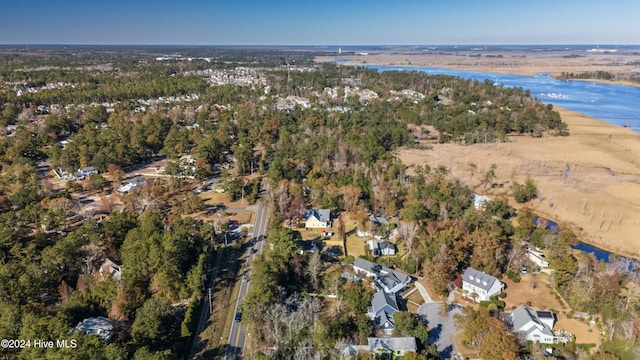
320,54,640,259
317,53,640,88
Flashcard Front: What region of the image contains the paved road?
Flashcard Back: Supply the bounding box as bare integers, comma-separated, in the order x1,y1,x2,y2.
187,201,268,360
224,203,268,360
417,302,463,360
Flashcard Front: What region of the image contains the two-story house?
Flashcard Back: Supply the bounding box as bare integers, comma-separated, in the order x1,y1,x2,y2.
462,267,504,301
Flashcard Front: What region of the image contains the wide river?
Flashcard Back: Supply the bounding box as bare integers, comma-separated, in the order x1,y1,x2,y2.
366,65,640,134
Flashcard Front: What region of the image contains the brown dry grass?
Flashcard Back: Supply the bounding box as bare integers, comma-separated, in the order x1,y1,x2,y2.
502,276,568,311
404,288,426,306
556,317,601,345
453,331,481,359
345,233,367,258
188,209,255,228
503,275,600,346
317,50,640,87
397,107,640,258
200,191,250,208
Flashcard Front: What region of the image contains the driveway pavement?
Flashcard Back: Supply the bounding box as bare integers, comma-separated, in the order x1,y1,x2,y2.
417,302,463,360
413,281,434,303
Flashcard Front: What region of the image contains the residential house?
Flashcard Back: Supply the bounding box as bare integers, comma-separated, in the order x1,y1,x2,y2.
73,317,114,341
368,337,417,358
304,209,331,229
353,257,378,277
118,183,137,194
527,247,550,268
77,166,98,179
357,228,373,238
369,214,389,227
366,240,397,257
367,290,399,334
378,241,396,256
353,258,412,294
462,267,504,301
339,343,370,358
338,337,417,359
366,239,381,256
508,305,571,344
472,194,492,210
99,258,122,282
357,214,390,238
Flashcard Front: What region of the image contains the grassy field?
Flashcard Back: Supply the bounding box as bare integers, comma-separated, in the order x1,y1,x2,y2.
397,107,640,258
502,275,568,311
316,51,640,87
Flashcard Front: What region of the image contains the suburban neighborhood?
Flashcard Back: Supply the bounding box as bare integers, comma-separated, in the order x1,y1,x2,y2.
0,43,635,360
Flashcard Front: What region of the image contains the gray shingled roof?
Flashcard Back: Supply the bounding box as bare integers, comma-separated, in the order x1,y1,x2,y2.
510,305,555,338
463,267,500,292
354,257,379,273
73,316,113,340
378,271,405,291
368,337,417,352
370,289,399,315
378,241,395,251
369,214,389,226
305,209,330,223
354,257,411,294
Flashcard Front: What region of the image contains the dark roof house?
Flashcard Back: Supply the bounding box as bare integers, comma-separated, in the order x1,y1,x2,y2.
353,257,411,294
368,290,399,334
369,214,390,226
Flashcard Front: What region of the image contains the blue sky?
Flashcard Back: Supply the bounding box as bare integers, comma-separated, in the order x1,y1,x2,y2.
1,0,639,45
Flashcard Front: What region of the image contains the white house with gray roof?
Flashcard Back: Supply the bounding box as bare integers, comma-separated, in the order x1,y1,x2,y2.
368,337,417,357
508,306,569,344
462,267,504,301
339,337,417,358
303,209,331,228
353,257,412,294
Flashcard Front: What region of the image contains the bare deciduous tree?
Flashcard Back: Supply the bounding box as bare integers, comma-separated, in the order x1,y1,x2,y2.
81,243,104,275
398,221,419,259
306,251,322,291
506,246,527,273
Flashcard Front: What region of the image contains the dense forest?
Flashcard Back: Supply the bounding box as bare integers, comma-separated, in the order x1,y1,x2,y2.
0,48,636,360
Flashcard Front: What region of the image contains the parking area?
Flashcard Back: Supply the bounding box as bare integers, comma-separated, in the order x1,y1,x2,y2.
417,302,463,360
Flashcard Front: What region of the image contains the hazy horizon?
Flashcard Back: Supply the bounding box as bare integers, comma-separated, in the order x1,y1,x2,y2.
1,44,639,48
2,1,639,45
